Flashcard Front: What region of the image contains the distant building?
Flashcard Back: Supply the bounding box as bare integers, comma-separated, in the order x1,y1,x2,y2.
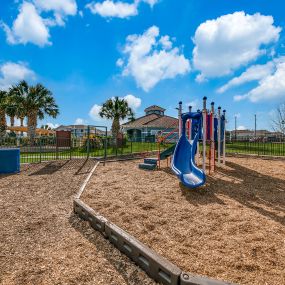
228,129,284,141
122,105,178,142
55,125,106,138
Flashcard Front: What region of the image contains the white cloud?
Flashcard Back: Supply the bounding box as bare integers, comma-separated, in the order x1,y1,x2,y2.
46,122,59,129
193,11,281,79
116,58,124,67
237,125,246,131
119,26,190,91
159,35,172,50
218,61,275,93
142,0,158,8
33,0,77,26
0,62,35,90
1,0,77,46
234,58,285,102
86,0,138,19
89,104,103,121
74,118,86,125
86,0,158,19
1,2,51,46
185,99,200,111
122,94,141,110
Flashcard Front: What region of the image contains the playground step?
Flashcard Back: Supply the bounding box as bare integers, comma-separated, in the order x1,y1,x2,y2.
139,163,157,170
144,158,158,165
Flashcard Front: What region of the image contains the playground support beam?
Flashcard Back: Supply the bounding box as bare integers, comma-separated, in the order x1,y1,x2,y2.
188,105,192,140
210,102,215,173
202,97,207,172
217,107,221,166
223,110,226,165
178,101,182,138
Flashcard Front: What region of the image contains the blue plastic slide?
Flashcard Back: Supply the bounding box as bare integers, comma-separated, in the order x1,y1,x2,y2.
171,112,206,188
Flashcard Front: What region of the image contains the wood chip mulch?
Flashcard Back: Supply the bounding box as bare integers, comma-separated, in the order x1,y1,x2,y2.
0,159,157,285
82,157,285,285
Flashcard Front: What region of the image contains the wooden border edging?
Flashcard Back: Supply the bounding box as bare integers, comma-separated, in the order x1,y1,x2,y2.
74,161,238,285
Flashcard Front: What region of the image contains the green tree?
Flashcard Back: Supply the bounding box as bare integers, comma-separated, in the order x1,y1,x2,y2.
0,91,8,138
10,81,59,142
99,96,134,141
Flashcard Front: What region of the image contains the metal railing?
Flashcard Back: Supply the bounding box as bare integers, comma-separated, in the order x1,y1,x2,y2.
225,135,285,157
1,134,284,164
0,136,165,164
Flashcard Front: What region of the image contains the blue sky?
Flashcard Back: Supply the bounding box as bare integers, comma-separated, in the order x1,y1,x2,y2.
1,0,285,131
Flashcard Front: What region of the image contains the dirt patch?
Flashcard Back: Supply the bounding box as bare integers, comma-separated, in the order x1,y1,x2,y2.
0,159,156,285
82,157,285,285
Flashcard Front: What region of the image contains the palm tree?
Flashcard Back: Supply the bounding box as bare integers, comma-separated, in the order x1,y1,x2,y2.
10,81,59,142
99,96,134,141
5,96,17,127
16,102,27,127
0,90,8,138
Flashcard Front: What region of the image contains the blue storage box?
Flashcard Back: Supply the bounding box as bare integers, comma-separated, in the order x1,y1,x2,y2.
0,148,20,174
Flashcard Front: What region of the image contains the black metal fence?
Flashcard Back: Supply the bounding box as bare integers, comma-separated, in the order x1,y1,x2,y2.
0,136,164,164
1,134,284,164
226,135,285,157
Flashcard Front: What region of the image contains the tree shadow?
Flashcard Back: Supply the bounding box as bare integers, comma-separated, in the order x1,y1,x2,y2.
27,159,97,176
29,160,69,175
180,160,285,226
68,213,156,285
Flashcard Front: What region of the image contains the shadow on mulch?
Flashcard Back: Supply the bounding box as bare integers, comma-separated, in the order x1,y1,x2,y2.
27,159,97,176
28,161,69,175
179,161,285,226
0,173,18,179
68,213,153,285
159,166,176,176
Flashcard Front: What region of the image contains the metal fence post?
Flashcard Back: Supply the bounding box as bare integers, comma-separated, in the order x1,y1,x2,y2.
87,125,90,159
56,135,59,160
39,137,42,163
104,128,107,165
70,137,72,160
131,139,133,154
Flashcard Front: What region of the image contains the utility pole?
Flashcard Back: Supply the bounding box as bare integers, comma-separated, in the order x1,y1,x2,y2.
254,114,257,139
235,115,237,141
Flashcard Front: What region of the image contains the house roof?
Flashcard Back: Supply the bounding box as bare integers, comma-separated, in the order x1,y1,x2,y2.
123,114,178,129
55,125,86,130
55,125,105,134
144,105,166,113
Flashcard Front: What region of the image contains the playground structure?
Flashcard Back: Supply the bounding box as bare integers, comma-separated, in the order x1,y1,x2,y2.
1,111,283,285
139,97,226,188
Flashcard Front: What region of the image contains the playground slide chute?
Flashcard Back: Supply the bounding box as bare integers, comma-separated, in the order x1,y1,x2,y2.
171,112,206,188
